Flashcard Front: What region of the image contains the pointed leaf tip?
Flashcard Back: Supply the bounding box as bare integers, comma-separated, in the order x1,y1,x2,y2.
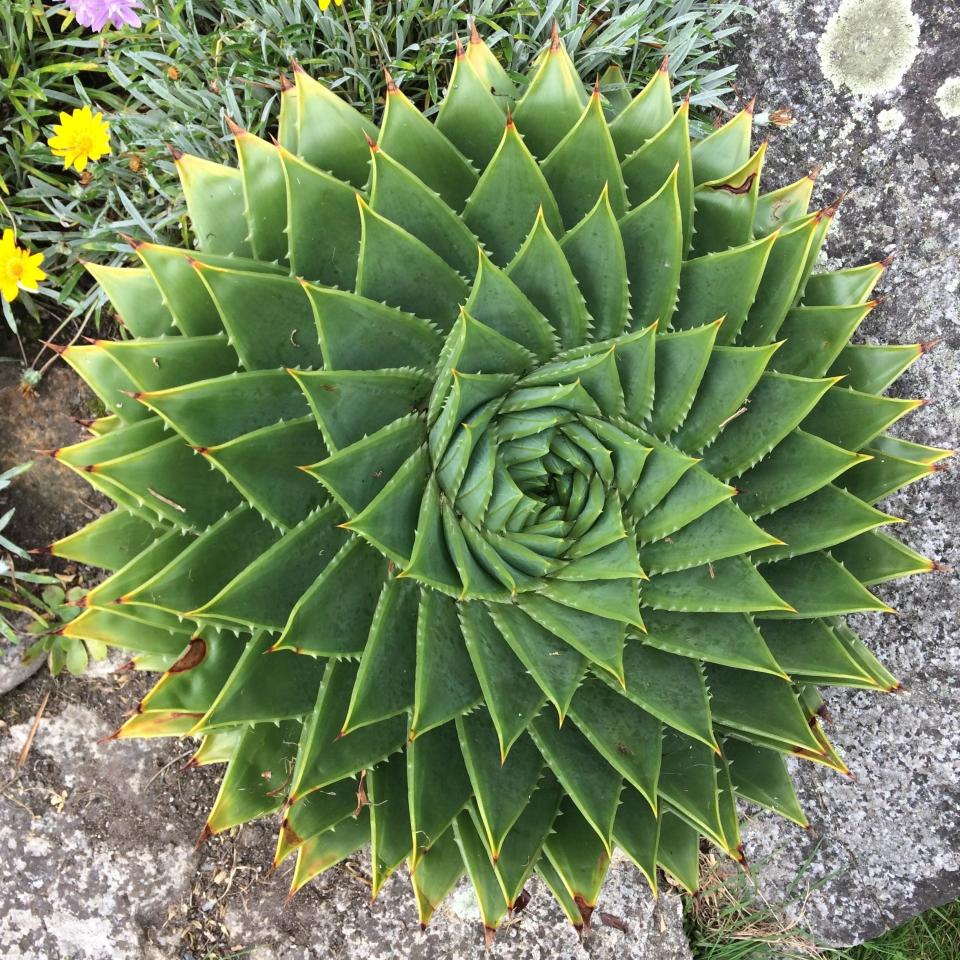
225,114,245,138
659,53,670,73
166,143,184,161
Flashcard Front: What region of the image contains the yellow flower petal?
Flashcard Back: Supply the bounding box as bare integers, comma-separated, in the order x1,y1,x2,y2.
47,106,112,174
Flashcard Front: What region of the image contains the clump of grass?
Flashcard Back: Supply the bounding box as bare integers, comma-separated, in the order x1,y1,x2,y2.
683,850,833,960
1,0,751,372
683,844,960,960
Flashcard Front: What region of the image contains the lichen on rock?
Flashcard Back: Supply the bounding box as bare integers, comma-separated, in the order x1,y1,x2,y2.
818,0,921,96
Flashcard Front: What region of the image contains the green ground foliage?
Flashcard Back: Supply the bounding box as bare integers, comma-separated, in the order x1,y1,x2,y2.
1,0,748,353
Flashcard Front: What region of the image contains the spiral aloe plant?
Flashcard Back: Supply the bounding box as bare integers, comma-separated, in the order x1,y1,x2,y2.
45,23,948,939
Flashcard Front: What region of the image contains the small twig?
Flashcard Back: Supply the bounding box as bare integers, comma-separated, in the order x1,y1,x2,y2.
16,691,51,771
145,750,194,789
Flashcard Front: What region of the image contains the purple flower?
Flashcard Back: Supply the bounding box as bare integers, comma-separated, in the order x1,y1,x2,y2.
65,0,144,32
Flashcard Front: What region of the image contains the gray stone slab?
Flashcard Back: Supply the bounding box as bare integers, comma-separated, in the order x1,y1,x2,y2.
731,0,960,946
1,672,690,959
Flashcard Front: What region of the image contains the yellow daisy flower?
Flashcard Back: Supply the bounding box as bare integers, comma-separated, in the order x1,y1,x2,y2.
319,0,343,10
48,106,112,172
0,230,46,303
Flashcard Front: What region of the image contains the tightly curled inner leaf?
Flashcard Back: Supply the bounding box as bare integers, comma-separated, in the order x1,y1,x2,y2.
51,25,949,937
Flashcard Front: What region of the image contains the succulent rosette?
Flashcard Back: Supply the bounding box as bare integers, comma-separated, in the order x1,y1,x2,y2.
48,25,948,938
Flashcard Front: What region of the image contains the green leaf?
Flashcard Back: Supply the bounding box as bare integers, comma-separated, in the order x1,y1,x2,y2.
356,198,469,329
674,234,776,344
409,721,472,858
306,415,426,516
487,602,586,720
542,92,627,228
303,285,442,372
94,335,238,393
542,799,611,918
758,484,896,562
369,144,479,280
760,551,892,618
772,303,874,379
619,168,683,331
127,507,279,614
609,62,673,158
206,719,300,833
691,106,752,183
457,711,544,858
513,38,588,158
622,104,694,249
829,343,922,394
379,84,477,211
343,578,419,732
201,417,327,528
465,249,557,360
453,812,510,932
531,712,621,850
705,663,821,752
657,809,700,893
735,429,866,518
701,373,839,480
610,639,717,750
642,610,786,676
658,729,724,846
136,369,309,448
192,504,347,631
831,530,932,586
559,189,629,340
519,593,626,682
291,659,407,799
460,601,545,759
232,129,288,265
197,632,326,730
649,321,720,437
277,145,361,289
568,679,661,809
174,152,252,258
50,509,159,571
613,785,660,892
435,52,507,170
691,143,765,258
293,68,378,188
410,826,464,927
368,751,413,896
671,344,779,453
83,264,174,338
723,738,808,827
292,367,430,453
411,590,481,736
506,210,591,350
758,618,875,686
802,261,885,307
275,537,387,657
463,120,564,265
643,555,791,614
802,386,924,452
753,174,815,237
290,810,370,895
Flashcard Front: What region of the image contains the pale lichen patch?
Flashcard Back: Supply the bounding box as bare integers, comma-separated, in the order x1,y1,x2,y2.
935,77,960,118
877,107,906,131
818,0,921,96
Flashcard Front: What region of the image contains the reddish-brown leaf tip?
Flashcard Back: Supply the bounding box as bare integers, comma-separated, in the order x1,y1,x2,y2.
195,824,213,850
455,34,465,58
279,71,294,92
468,15,481,44
879,252,895,268
225,114,245,138
290,57,305,74
920,337,942,354
166,143,184,161
550,20,561,51
659,53,670,73
384,66,397,93
745,95,757,115
363,130,378,152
